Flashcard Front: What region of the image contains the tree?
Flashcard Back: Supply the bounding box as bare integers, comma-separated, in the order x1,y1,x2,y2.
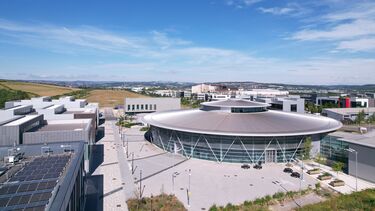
332,161,344,178
355,110,366,125
303,137,312,160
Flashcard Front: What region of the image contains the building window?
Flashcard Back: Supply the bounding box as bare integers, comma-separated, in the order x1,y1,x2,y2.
154,104,157,110
137,104,139,110
141,104,144,110
132,105,135,110
150,104,153,110
127,105,130,111
291,104,297,112
145,104,148,110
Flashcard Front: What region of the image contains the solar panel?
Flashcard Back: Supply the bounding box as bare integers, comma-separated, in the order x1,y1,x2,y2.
24,205,46,211
7,185,19,194
0,197,9,207
8,195,22,206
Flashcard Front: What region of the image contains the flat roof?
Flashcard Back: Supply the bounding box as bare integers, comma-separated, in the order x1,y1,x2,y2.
324,107,375,115
144,109,342,137
4,115,42,126
5,105,32,111
28,123,87,132
330,131,375,148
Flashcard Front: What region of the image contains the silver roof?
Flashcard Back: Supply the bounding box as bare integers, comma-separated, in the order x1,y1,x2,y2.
143,109,342,137
201,99,269,108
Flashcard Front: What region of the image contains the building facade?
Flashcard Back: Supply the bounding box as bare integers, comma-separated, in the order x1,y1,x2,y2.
124,97,180,114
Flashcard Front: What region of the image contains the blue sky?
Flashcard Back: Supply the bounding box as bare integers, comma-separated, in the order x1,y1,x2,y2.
0,0,375,84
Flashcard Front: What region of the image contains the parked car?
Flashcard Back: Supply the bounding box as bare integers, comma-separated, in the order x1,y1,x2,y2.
253,164,262,169
291,172,301,178
241,164,251,169
283,167,293,173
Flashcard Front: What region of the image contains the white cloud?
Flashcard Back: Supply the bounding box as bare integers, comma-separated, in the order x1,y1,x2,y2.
226,0,262,8
337,38,375,52
258,7,294,15
289,2,375,52
291,19,375,41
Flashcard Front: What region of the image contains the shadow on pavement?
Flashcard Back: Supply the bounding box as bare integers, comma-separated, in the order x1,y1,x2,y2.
85,174,104,211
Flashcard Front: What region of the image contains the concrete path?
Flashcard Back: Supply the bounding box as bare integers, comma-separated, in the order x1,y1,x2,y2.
85,116,135,211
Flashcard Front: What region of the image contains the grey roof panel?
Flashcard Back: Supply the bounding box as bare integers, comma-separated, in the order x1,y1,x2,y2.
144,109,342,137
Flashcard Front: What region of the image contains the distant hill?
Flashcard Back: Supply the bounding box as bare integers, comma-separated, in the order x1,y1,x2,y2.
0,80,147,108
0,80,77,96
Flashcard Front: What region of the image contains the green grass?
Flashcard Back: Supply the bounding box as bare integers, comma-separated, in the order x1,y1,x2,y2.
127,194,186,211
297,189,375,211
51,89,91,99
0,88,31,109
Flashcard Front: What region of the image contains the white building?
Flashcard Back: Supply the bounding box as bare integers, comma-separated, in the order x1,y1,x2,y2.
256,96,305,113
191,84,218,94
237,89,289,100
125,97,181,114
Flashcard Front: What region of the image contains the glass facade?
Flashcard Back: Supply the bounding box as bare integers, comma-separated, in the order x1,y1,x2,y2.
149,126,308,163
320,135,349,172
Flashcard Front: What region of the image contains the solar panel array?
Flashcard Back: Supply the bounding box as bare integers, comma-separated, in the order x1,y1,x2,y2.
0,154,71,211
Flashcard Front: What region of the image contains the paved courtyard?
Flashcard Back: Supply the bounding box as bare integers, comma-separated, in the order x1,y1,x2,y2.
124,126,317,210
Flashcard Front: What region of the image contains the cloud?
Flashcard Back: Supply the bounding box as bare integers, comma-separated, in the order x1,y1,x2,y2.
226,0,262,9
337,38,375,52
291,19,375,41
289,1,375,52
258,7,294,15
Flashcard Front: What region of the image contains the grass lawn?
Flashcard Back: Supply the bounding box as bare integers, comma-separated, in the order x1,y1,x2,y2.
86,89,147,107
297,189,375,211
0,81,77,96
127,194,186,211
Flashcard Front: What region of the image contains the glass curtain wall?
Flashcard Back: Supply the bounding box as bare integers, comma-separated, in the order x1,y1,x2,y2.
150,126,306,163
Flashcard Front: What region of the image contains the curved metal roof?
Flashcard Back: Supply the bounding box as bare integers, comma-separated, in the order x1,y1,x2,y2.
143,109,342,137
201,99,269,108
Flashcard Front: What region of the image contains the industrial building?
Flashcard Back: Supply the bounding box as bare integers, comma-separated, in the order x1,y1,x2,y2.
124,97,180,114
143,99,341,163
322,107,375,122
316,96,369,108
1,96,99,173
321,131,375,183
0,141,85,211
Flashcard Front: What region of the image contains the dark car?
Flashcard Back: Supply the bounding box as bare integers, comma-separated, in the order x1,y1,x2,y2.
241,164,251,169
291,172,301,178
283,167,293,173
253,164,262,169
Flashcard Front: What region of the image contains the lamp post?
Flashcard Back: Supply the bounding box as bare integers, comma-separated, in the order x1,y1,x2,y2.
345,148,358,191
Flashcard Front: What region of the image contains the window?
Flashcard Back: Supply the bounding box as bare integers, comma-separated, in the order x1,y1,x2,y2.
154,104,157,110
150,104,153,110
231,107,267,113
141,104,144,110
132,105,135,110
136,104,139,110
291,104,297,112
127,105,130,111
145,104,148,110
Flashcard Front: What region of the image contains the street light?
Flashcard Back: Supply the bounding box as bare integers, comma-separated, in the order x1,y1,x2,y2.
345,148,358,191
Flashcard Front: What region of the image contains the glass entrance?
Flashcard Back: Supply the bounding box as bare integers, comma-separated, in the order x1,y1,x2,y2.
265,150,276,163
